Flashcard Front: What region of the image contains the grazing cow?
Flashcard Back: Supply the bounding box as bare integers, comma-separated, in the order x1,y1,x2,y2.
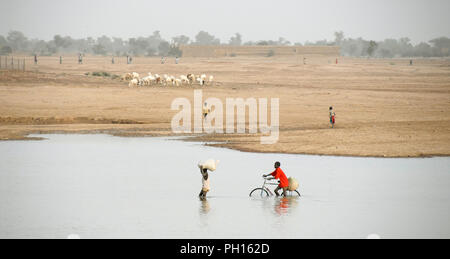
129,78,139,87
121,73,133,81
187,74,195,85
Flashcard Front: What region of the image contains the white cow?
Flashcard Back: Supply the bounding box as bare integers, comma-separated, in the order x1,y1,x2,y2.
129,78,139,87
180,75,189,85
208,75,214,86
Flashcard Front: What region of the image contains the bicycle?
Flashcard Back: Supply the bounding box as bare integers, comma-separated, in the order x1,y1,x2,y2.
249,176,301,197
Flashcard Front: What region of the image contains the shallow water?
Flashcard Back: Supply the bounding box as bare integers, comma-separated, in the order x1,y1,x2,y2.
0,134,449,239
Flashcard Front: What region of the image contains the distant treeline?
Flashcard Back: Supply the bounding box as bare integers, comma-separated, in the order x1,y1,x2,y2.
0,30,449,58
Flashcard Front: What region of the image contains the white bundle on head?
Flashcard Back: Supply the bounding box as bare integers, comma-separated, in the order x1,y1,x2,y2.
198,159,220,172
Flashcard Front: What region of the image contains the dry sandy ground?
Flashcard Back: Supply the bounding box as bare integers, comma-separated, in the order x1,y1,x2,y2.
0,55,449,157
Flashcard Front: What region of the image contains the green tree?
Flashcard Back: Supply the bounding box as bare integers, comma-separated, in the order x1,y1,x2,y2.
0,46,13,55
257,41,269,46
112,37,126,56
97,36,113,54
429,37,450,56
7,30,28,51
158,41,170,56
172,35,190,46
229,33,242,46
334,31,344,45
195,31,220,45
128,37,149,56
168,44,183,57
93,44,107,55
0,35,7,46
53,35,72,51
367,40,378,57
277,37,291,46
414,42,433,57
146,47,157,56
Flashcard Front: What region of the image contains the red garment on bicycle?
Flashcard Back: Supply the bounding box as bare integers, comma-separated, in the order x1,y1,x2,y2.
271,168,289,188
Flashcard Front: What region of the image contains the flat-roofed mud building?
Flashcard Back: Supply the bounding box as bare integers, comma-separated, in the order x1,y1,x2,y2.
179,45,340,57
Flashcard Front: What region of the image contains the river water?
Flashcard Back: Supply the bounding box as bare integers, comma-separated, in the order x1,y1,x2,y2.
0,134,449,239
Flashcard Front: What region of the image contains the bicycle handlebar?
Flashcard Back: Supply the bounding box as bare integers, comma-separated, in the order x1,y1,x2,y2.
263,175,278,182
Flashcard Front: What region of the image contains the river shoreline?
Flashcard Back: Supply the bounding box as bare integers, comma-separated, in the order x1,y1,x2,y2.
1,128,448,158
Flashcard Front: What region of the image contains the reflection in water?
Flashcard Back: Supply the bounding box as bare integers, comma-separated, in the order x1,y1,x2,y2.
251,196,301,216
198,198,211,229
274,197,300,216
199,198,211,215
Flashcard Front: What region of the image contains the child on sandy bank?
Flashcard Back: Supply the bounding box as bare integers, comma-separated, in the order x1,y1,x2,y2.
329,107,336,128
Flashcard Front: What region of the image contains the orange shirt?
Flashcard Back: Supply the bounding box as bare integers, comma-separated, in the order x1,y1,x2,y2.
271,168,289,188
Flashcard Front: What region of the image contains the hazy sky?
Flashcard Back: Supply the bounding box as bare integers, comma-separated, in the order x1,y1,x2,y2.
0,0,449,44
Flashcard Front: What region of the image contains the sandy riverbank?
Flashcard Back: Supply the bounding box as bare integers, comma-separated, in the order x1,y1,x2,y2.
0,56,449,157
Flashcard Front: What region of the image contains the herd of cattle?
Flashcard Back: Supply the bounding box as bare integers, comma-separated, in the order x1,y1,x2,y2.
121,72,214,87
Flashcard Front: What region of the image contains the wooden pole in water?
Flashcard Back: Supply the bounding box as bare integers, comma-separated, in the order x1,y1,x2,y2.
23,59,25,71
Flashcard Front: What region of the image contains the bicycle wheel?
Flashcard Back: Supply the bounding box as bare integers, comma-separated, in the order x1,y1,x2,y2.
292,190,301,197
285,190,301,197
249,188,270,197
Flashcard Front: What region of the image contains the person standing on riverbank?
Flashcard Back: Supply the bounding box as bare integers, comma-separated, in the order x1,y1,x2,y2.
329,107,336,128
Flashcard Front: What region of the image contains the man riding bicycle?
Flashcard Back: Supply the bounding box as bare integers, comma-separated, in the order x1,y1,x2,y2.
263,162,289,197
